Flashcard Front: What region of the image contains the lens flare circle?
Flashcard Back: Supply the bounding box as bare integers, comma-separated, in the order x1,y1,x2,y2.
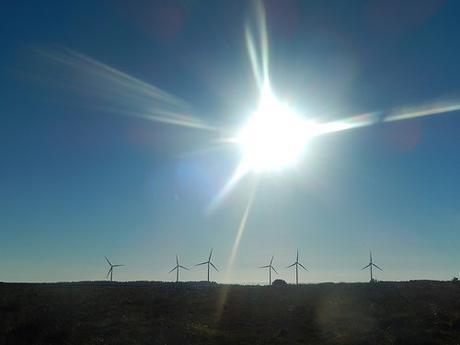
237,90,314,173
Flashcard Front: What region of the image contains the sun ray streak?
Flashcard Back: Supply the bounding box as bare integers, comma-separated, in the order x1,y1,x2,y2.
245,0,270,90
384,102,460,122
314,100,460,137
214,177,258,322
257,1,270,85
315,112,382,135
36,47,216,131
206,163,250,213
227,176,258,276
245,27,262,88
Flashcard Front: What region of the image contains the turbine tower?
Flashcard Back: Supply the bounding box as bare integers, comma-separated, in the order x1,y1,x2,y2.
169,254,189,282
287,249,308,285
195,249,218,282
105,256,124,282
362,251,382,282
260,256,278,285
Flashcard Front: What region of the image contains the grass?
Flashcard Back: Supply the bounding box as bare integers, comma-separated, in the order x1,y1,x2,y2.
1,280,460,344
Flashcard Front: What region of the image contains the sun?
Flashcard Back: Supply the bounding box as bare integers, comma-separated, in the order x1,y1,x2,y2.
236,88,317,173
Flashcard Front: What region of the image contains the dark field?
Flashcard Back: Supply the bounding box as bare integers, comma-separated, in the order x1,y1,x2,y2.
1,281,460,345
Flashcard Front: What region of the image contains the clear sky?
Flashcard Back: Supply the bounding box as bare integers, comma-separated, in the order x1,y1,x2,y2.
1,0,460,283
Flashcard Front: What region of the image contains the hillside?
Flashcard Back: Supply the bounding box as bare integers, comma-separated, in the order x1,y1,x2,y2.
1,281,460,345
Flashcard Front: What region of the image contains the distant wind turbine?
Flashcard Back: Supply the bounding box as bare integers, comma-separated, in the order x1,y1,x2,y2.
169,254,189,282
287,250,308,285
260,256,278,285
195,249,218,282
362,251,382,282
105,256,124,282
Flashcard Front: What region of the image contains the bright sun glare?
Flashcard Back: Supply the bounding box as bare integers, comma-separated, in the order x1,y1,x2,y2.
236,88,317,173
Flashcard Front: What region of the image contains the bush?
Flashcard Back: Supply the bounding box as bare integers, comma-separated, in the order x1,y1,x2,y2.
272,279,287,287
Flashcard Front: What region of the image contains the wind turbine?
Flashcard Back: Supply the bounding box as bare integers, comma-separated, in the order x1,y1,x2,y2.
195,248,218,282
105,256,124,282
362,251,382,282
169,254,189,282
287,249,308,285
260,256,278,285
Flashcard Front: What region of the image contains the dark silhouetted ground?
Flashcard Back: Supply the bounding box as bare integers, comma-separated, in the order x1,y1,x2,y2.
1,280,460,344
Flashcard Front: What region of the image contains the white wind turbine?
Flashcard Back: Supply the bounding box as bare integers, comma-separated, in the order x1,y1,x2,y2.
105,256,124,282
287,250,308,285
362,251,382,282
169,254,189,282
260,256,278,285
195,249,218,282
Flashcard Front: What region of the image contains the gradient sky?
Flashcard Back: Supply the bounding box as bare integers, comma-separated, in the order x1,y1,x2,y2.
1,0,460,283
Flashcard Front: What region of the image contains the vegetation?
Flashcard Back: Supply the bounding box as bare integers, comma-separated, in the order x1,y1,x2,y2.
1,281,460,345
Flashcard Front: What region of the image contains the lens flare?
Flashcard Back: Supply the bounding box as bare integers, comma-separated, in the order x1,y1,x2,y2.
37,48,216,131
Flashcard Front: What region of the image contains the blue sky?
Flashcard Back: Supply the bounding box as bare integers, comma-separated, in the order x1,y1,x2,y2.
1,0,460,283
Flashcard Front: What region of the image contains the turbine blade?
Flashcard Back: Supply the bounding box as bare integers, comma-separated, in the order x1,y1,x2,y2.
169,266,177,273
270,256,274,265
179,265,189,270
105,256,112,266
260,265,270,268
296,250,299,261
195,262,208,266
362,263,371,270
208,248,213,261
112,264,124,267
176,254,179,265
373,263,383,271
210,262,219,272
299,263,308,271
106,267,112,278
272,266,278,274
286,262,296,268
